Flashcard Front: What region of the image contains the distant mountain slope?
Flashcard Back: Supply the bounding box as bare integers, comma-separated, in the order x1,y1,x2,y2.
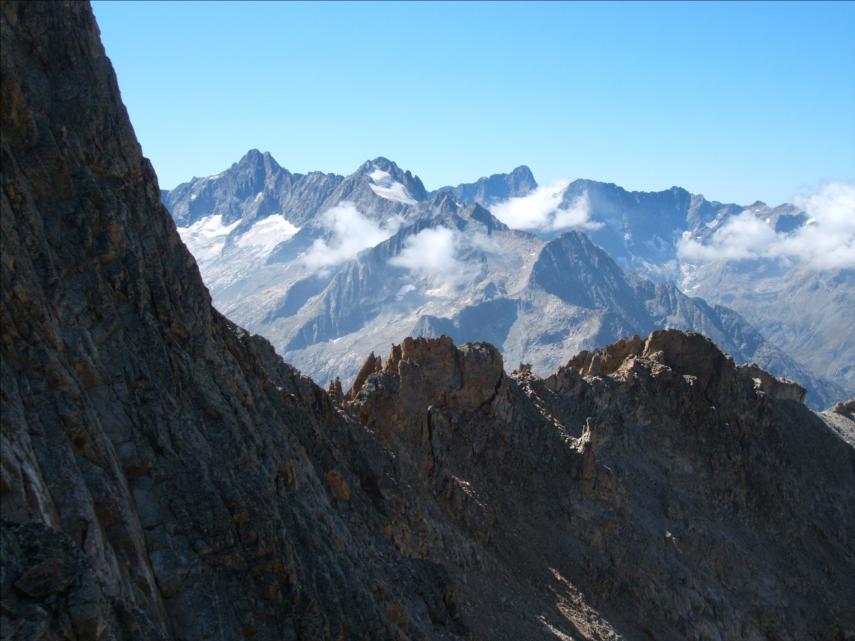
682,260,855,391
160,154,851,408
163,151,426,228
433,165,537,206
163,157,845,407
544,179,853,391
446,173,854,395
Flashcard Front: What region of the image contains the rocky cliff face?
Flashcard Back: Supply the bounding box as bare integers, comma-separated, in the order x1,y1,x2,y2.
433,165,537,206
1,3,458,639
343,330,855,640
163,152,425,229
2,3,854,641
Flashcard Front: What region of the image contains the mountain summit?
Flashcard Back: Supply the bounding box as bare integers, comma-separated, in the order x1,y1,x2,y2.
435,164,537,205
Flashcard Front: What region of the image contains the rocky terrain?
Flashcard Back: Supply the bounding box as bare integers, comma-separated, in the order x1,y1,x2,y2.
2,3,855,641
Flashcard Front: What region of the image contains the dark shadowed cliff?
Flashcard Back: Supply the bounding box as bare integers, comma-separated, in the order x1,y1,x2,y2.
1,3,854,641
1,2,460,638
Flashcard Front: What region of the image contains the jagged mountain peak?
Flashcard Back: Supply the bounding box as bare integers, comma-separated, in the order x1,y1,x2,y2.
350,336,505,418
355,156,428,203
509,164,536,180
535,229,610,264
528,230,643,314
233,147,281,171
439,164,538,206
358,155,399,172
559,329,807,402
464,202,510,232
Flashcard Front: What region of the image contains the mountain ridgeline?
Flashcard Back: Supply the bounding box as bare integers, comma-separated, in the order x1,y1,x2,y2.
2,3,854,641
161,149,850,408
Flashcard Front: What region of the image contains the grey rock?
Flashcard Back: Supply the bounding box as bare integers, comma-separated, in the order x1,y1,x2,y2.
433,165,537,206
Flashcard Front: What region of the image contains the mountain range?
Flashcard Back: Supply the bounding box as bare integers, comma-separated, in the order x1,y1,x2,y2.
162,151,852,408
2,3,854,640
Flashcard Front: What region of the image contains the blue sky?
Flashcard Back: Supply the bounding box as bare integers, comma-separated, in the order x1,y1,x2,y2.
92,1,855,205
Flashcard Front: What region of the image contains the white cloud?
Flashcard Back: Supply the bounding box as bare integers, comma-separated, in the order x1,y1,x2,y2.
390,227,462,281
388,226,504,296
549,192,602,231
677,182,855,270
490,180,602,232
302,202,401,272
491,179,568,229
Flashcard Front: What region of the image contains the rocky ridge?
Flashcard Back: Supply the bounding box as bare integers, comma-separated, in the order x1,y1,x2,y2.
2,3,854,641
343,331,855,640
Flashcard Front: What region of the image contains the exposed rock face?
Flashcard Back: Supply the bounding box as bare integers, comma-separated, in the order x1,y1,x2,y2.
567,331,807,403
1,3,459,639
345,331,855,641
831,398,855,419
163,151,424,229
351,337,505,433
2,3,854,641
433,165,537,206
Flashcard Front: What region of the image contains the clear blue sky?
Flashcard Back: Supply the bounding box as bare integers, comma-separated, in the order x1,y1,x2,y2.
92,1,855,205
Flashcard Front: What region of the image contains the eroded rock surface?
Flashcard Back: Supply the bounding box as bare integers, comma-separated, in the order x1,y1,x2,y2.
346,331,855,640
2,3,854,641
1,3,459,639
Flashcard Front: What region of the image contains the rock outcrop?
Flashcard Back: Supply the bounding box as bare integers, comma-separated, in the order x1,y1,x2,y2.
831,398,855,419
345,331,855,640
566,330,807,403
1,3,459,639
2,3,854,641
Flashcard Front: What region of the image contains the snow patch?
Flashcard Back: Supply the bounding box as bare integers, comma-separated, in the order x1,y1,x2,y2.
177,215,240,262
367,167,417,204
370,183,417,204
236,215,300,256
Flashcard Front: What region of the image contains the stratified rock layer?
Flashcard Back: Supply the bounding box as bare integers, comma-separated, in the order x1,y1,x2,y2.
1,3,854,641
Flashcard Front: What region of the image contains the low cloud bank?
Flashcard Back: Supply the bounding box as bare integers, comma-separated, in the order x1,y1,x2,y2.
390,226,466,286
302,202,401,271
678,182,855,270
389,226,503,293
490,180,602,232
